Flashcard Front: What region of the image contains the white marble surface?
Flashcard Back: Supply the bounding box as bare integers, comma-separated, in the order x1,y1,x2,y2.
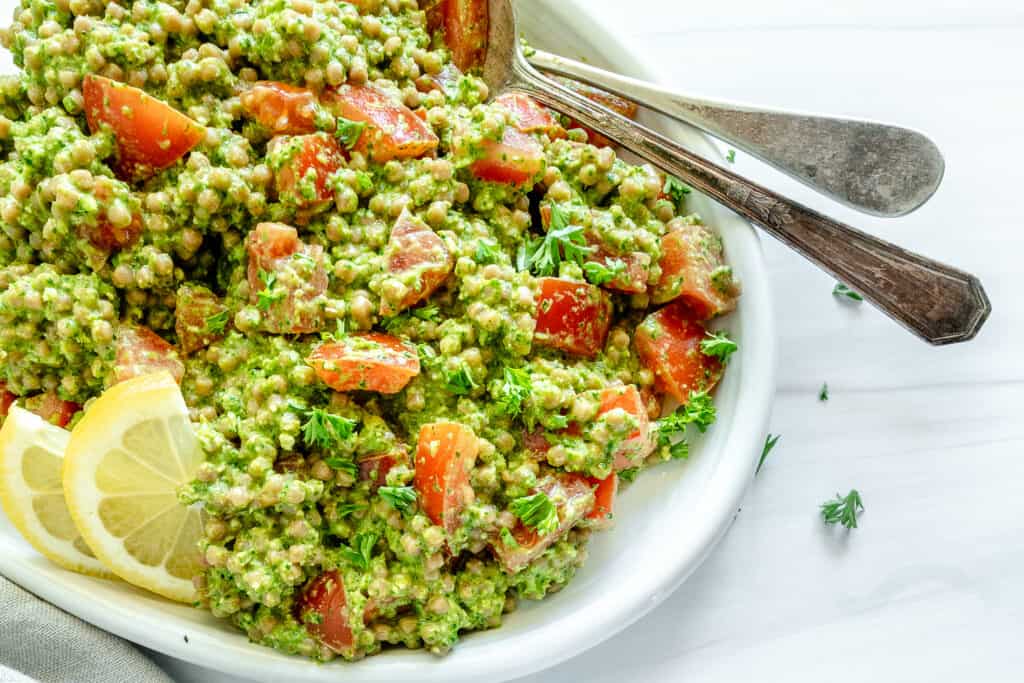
156,1,1024,681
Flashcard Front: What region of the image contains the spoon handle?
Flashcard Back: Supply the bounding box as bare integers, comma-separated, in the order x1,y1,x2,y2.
509,61,990,345
527,48,944,219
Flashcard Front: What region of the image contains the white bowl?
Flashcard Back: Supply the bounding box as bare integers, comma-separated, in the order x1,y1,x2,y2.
0,1,776,680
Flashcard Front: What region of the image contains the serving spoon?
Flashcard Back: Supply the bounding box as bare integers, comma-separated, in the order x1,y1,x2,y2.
527,48,944,218
481,0,990,345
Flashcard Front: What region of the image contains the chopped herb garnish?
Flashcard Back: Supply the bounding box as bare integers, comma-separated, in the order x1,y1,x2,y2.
411,304,440,322
475,239,499,264
583,259,626,286
757,433,780,475
339,532,378,570
700,330,738,364
335,117,367,149
335,502,366,518
725,149,736,163
302,408,357,450
820,490,864,529
833,283,864,302
379,486,417,514
509,492,559,535
527,204,594,276
499,527,519,548
819,383,829,402
320,319,347,342
444,362,477,395
323,457,358,477
663,175,691,206
619,467,640,483
205,310,229,335
256,270,285,311
656,389,717,443
669,439,689,460
495,366,531,417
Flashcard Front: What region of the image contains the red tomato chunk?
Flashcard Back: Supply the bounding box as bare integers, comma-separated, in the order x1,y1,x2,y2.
653,220,740,319
432,0,489,72
174,285,228,355
380,210,453,317
245,222,328,334
585,473,617,530
26,391,80,428
308,333,421,394
114,326,185,385
533,277,612,358
298,571,355,655
240,81,319,135
83,74,205,179
597,385,655,470
325,84,438,162
470,126,544,187
494,93,564,137
415,422,479,544
271,133,345,211
634,301,721,403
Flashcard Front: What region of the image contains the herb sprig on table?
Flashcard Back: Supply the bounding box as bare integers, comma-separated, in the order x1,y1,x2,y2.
820,490,864,529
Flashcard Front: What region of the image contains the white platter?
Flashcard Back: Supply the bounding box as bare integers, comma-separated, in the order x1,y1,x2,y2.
0,0,776,680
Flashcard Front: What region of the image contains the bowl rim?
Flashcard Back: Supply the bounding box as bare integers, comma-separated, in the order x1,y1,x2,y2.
0,1,777,681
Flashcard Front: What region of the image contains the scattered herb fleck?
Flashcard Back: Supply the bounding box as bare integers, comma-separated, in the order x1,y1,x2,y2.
820,490,864,529
379,486,417,514
819,383,829,402
700,331,738,365
510,492,559,535
204,310,229,335
495,366,531,417
335,117,367,149
833,283,864,302
339,532,378,570
757,433,780,475
583,259,626,286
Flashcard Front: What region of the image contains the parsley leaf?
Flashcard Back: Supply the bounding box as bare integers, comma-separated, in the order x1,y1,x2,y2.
499,527,519,548
509,492,559,536
335,502,365,518
379,486,417,514
725,149,736,163
495,367,531,417
320,319,347,342
618,467,640,483
583,259,626,286
820,490,864,529
700,331,738,364
444,362,477,395
663,175,691,206
256,270,285,311
475,239,499,264
819,383,829,402
527,204,594,276
339,532,378,570
669,439,689,460
656,389,717,443
323,457,358,477
756,433,780,475
411,305,440,322
302,408,357,450
335,117,367,150
205,310,229,335
833,283,864,302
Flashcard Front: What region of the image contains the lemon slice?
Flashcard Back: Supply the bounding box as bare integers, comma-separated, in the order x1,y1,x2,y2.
63,372,206,603
0,406,115,578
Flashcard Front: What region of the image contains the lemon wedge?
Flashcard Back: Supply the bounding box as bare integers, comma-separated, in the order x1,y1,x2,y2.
0,406,115,578
63,372,206,603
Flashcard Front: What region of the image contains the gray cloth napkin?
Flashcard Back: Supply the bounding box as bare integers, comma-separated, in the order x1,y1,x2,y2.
0,575,174,683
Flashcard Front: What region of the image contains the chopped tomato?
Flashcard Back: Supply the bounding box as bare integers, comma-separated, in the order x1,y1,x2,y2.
597,385,655,470
298,571,355,655
324,84,438,162
174,285,228,355
491,475,594,573
554,76,639,148
585,244,651,294
358,451,406,490
308,333,420,394
585,473,617,530
25,391,80,428
469,126,544,187
239,81,319,135
533,277,612,358
414,422,479,542
82,74,205,178
634,301,721,403
271,132,345,211
114,325,185,384
494,93,564,137
0,384,14,418
434,0,488,72
380,210,453,317
652,221,739,318
245,222,328,334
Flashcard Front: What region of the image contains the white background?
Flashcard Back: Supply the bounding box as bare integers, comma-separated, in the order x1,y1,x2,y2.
158,0,1024,681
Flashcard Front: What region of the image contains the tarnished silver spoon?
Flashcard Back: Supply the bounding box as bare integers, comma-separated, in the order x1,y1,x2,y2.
482,0,990,345
527,48,944,218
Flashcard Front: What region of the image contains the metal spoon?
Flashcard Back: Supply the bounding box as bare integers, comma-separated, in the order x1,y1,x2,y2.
528,48,945,218
482,0,990,345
